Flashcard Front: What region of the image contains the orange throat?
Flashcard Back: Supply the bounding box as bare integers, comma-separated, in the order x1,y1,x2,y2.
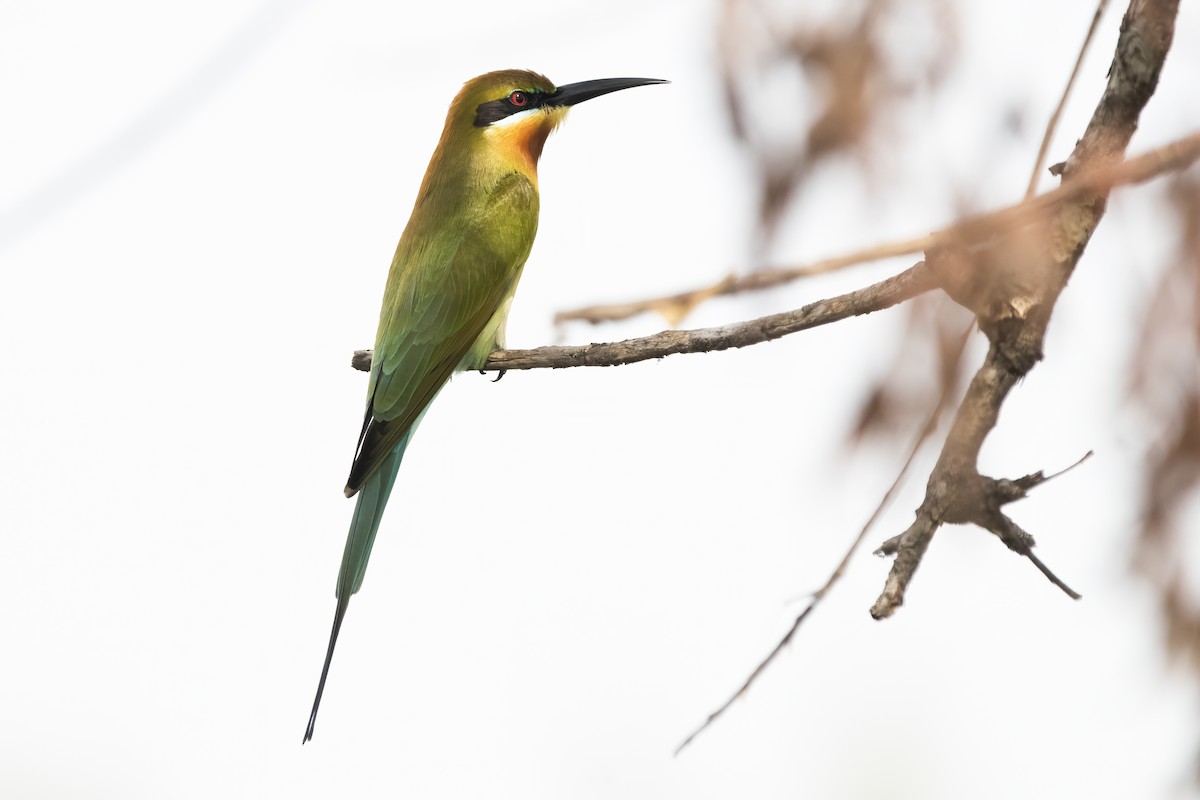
485,109,567,184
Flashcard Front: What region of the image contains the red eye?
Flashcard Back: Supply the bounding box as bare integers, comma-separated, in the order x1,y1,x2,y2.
509,91,528,107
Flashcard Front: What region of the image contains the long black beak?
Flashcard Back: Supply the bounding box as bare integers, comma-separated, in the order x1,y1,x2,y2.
547,77,669,107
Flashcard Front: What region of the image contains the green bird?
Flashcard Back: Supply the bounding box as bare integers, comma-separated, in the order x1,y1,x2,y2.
304,69,667,742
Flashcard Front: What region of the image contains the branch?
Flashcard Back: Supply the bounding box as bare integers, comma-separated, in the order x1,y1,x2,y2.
873,452,1093,600
553,235,935,327
353,263,936,372
870,0,1180,619
352,128,1200,374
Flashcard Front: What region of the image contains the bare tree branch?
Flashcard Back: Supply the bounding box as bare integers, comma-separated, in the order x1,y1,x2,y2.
354,263,936,372
352,128,1200,375
874,453,1093,596
871,0,1180,619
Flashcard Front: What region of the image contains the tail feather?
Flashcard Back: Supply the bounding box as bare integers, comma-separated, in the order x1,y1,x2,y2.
303,432,411,743
303,593,348,743
336,437,408,599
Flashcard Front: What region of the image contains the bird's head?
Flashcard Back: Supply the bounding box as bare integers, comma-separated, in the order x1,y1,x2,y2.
445,70,668,179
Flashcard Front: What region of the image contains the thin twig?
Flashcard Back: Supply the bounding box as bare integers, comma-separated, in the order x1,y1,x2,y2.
978,512,1083,600
1025,549,1083,599
1039,449,1095,483
1025,0,1112,199
554,236,934,326
675,401,946,755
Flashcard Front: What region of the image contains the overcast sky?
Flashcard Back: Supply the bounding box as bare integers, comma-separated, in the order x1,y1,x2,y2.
2,1,1199,798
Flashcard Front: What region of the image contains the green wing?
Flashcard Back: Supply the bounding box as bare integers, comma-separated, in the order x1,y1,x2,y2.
345,172,539,496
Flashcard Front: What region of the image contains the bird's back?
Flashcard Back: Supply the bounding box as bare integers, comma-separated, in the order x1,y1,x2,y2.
346,160,540,495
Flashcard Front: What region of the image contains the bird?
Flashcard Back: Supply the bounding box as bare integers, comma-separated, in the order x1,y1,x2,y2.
304,69,667,742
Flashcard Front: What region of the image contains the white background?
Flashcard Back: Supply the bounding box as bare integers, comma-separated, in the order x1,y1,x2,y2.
2,1,1198,797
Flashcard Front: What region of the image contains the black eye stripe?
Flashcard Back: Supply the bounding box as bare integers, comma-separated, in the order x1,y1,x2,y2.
474,90,548,127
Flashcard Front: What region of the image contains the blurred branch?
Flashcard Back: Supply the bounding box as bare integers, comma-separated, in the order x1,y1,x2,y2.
354,127,1200,375
1025,0,1112,199
565,0,952,328
553,236,934,327
1130,172,1200,680
871,0,1180,618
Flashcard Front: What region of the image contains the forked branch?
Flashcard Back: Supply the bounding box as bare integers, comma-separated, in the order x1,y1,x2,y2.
871,0,1180,618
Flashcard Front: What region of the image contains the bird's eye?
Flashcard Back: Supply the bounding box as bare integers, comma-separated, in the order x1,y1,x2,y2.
508,91,528,107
